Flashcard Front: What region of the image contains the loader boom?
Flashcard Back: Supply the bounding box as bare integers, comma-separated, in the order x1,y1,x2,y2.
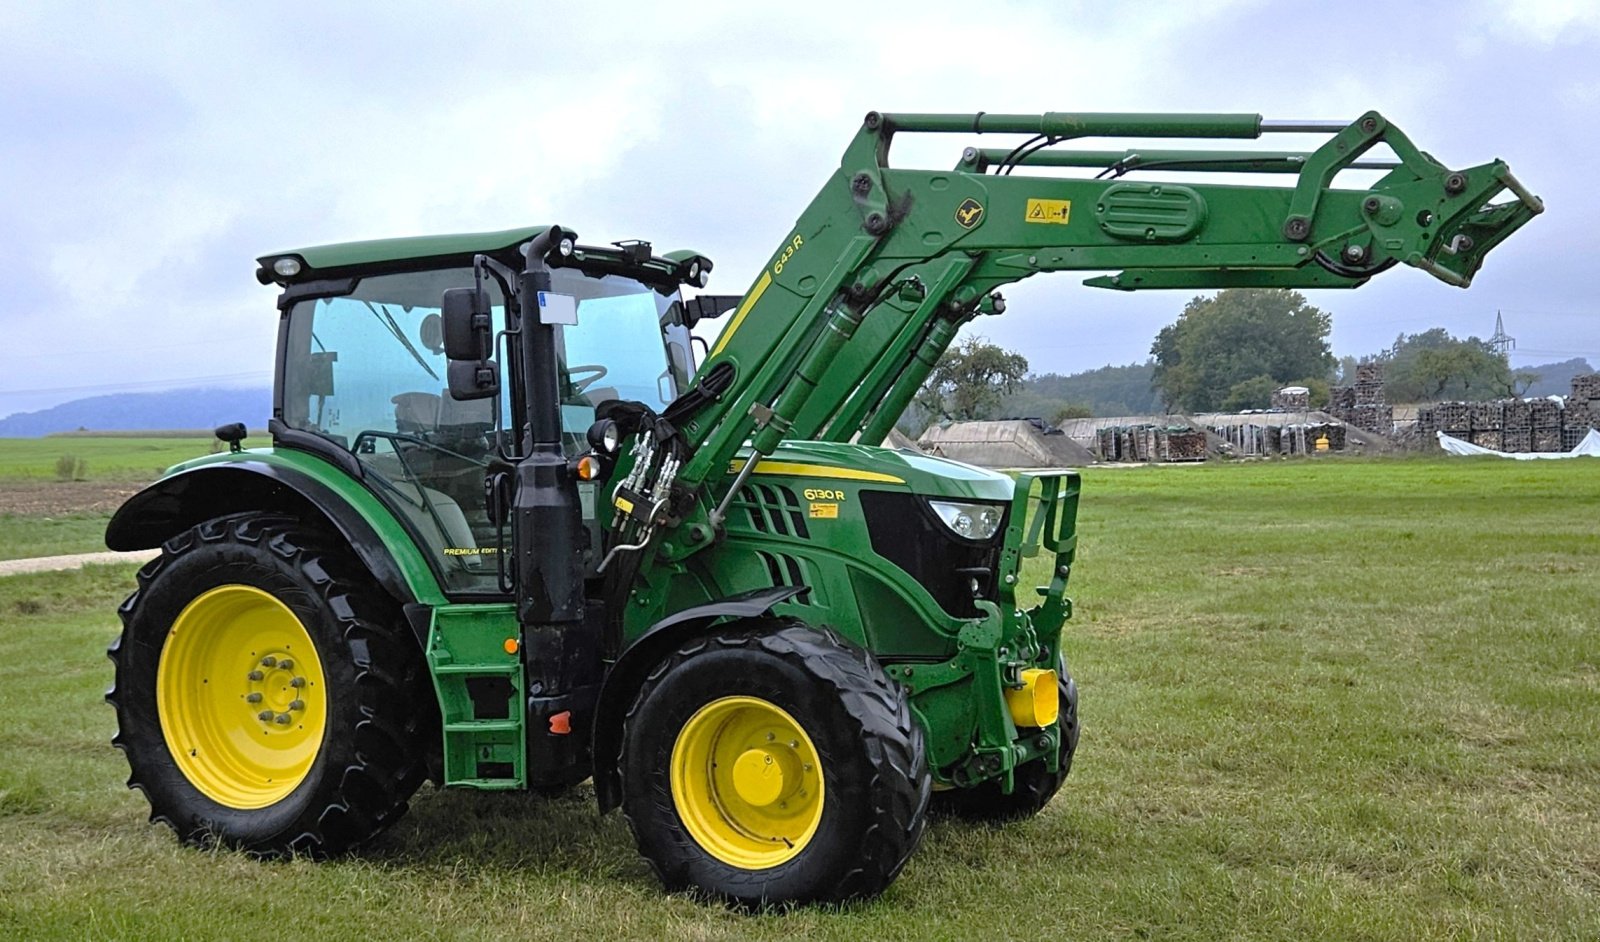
620,109,1540,557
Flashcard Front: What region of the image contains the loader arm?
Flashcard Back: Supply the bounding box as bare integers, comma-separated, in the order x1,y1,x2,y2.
618,109,1540,561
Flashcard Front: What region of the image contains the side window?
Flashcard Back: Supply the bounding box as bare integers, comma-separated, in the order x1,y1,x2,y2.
282,270,507,595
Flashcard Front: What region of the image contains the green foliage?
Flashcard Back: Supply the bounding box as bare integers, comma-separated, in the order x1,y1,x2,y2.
1002,361,1163,419
1379,330,1514,402
1047,402,1093,424
1220,374,1278,412
915,336,1029,422
1151,289,1334,412
1290,376,1331,409
4,459,1600,939
52,455,87,481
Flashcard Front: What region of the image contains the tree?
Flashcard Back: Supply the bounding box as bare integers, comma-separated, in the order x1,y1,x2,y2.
1379,329,1514,402
1047,402,1093,424
1151,289,1334,412
1220,374,1279,412
915,336,1029,422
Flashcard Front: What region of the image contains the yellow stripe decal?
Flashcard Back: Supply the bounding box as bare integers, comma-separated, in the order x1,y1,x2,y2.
726,460,904,484
709,270,773,359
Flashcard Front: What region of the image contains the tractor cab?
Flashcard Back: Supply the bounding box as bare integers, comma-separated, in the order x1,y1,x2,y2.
262,228,705,593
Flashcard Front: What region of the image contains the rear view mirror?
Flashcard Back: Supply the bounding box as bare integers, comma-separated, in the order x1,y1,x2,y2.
442,286,498,401
442,286,492,360
681,294,742,328
448,358,500,401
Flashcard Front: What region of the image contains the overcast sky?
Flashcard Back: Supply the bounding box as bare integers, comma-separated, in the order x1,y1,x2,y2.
3,0,1597,419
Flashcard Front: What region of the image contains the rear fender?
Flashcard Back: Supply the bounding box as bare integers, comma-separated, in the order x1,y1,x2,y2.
105,459,444,606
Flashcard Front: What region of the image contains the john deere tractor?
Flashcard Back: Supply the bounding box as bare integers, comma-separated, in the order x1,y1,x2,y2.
105,110,1539,904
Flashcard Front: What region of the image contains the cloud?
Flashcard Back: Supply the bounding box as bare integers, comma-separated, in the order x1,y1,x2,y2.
1,0,1595,419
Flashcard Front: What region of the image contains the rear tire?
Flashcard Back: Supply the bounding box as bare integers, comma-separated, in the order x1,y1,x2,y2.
933,660,1078,822
106,513,431,855
620,620,931,905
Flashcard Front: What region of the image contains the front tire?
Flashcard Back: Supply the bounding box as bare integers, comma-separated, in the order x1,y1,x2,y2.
106,513,430,855
620,620,930,905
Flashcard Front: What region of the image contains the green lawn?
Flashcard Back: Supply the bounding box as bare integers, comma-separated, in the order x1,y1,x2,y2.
2,457,1598,940
0,436,213,482
0,513,116,561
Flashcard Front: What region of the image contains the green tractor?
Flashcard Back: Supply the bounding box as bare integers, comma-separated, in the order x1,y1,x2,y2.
105,110,1538,904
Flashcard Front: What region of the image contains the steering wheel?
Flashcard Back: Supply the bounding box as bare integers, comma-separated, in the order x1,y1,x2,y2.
568,364,609,393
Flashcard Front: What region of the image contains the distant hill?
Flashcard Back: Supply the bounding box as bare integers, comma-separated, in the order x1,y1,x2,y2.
1521,358,1595,398
0,388,271,437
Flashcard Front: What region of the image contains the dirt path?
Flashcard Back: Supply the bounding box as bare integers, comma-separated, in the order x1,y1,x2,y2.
0,549,158,577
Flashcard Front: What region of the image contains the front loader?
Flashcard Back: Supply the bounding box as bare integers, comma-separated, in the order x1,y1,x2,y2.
105,109,1539,904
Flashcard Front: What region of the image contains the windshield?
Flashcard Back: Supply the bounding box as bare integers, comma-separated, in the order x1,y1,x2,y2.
277,265,691,594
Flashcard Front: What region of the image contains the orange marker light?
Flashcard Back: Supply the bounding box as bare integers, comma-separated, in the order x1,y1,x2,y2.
503,638,519,655
548,711,572,735
575,455,601,481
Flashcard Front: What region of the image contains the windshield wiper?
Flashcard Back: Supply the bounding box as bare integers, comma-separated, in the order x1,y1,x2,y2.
362,301,440,382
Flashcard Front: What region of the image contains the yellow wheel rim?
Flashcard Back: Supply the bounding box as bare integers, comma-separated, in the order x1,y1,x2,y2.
156,585,327,809
670,696,825,869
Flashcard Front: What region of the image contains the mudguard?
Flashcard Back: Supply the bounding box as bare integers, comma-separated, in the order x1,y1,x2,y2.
106,457,443,606
590,585,802,811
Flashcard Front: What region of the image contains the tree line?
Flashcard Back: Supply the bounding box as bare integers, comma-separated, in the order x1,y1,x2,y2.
905,289,1582,436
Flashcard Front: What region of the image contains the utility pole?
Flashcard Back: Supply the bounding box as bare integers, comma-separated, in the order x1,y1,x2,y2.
1488,310,1516,359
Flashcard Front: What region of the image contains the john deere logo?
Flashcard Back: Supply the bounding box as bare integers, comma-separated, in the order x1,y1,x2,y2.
955,198,984,229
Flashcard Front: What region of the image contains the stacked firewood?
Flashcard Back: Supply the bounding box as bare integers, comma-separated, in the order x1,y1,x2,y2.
1097,425,1208,462
1329,362,1391,434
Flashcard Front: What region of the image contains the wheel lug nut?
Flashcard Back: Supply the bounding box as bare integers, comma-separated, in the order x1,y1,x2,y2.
289,699,305,711
275,713,292,725
765,732,775,742
258,710,275,722
788,740,798,749
261,656,277,668
248,670,264,681
278,659,293,670
246,692,263,704
289,677,306,688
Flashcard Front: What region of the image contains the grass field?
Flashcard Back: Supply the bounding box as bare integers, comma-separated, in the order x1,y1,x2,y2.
2,457,1598,940
0,437,212,560
0,437,214,481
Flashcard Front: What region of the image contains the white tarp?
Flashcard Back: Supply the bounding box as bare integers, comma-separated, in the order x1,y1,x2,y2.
1437,429,1600,459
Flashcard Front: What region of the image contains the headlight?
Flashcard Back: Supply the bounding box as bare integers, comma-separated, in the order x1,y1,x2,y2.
927,500,1004,541
587,418,620,455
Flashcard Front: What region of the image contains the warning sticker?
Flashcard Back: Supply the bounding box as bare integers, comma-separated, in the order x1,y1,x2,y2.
808,502,839,519
1025,198,1072,225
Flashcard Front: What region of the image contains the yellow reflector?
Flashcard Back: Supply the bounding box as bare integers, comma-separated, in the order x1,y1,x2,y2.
1005,668,1059,728
576,455,601,480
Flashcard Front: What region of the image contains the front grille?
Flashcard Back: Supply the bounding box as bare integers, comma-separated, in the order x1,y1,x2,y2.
757,550,813,605
733,483,811,539
859,491,1007,618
